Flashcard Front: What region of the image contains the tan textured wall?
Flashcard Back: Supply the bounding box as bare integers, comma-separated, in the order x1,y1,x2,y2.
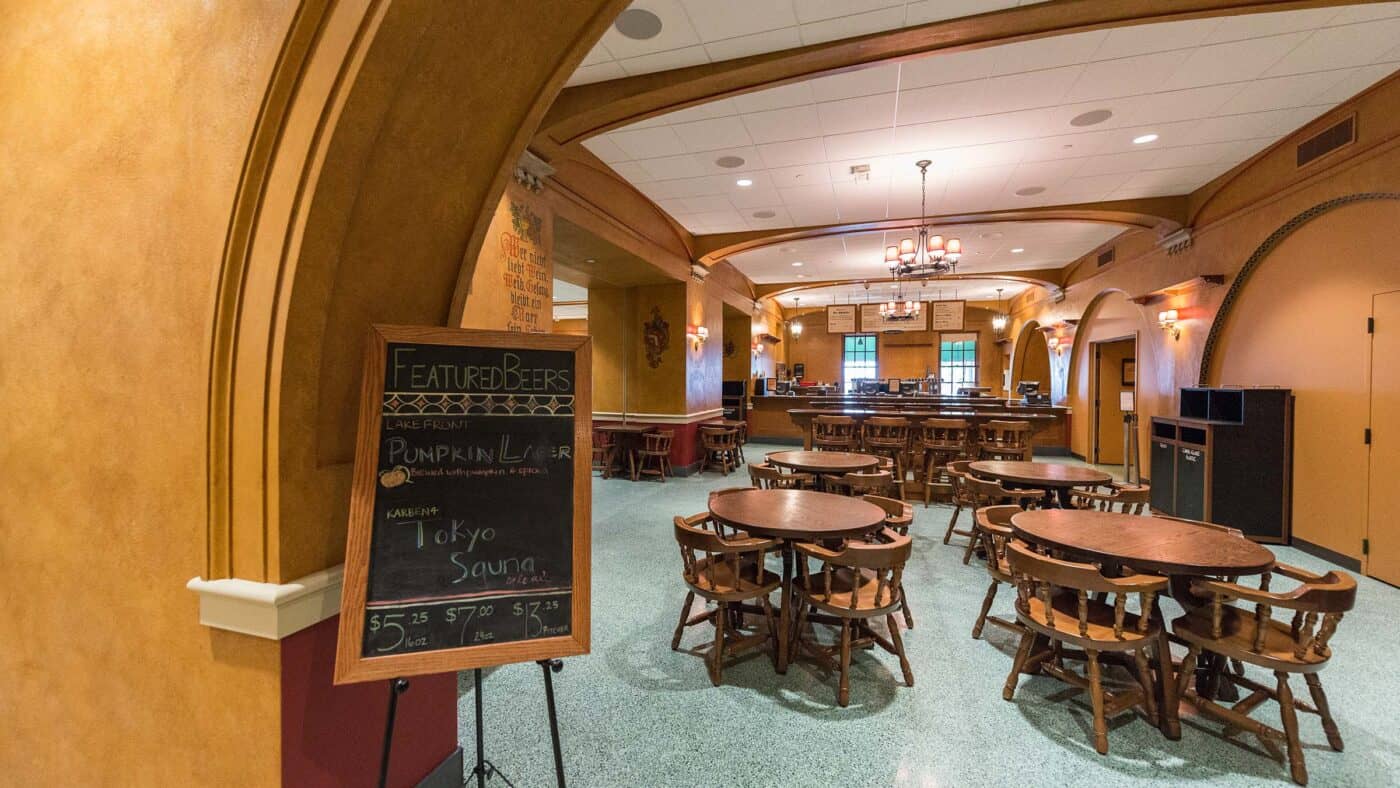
632,283,687,414
462,185,553,332
1208,202,1400,558
588,287,632,413
554,318,589,335
723,314,752,382
782,306,1006,391
686,278,723,414
0,1,293,783
1013,329,1052,393
1012,74,1400,560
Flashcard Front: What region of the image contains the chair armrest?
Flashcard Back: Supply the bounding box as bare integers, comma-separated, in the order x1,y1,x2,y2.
1002,487,1042,499
719,535,780,553
1105,572,1169,593
1190,577,1300,606
1271,562,1323,583
793,541,842,561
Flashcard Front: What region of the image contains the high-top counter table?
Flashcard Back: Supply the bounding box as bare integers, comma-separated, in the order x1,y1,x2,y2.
746,394,1070,452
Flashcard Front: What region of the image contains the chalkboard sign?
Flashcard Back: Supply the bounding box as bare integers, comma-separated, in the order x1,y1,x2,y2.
334,325,591,684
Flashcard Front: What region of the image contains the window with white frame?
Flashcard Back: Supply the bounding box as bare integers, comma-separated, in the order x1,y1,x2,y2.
939,332,977,394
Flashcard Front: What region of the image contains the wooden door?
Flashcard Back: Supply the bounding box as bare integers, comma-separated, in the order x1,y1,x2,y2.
1367,290,1400,585
1092,338,1133,465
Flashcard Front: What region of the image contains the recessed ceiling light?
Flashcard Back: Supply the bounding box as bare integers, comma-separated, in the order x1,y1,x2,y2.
715,155,745,169
791,261,803,267
1010,248,1024,254
584,258,596,264
1015,186,1046,196
1133,133,1159,145
614,8,663,40
736,178,753,187
1070,109,1113,127
752,209,776,219
795,274,806,279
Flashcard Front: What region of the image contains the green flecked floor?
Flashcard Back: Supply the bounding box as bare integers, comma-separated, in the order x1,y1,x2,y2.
457,443,1400,787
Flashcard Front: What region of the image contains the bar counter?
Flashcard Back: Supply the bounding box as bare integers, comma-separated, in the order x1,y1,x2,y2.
747,394,1070,452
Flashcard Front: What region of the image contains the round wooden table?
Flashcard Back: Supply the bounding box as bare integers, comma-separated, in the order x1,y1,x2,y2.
1011,508,1277,740
1010,509,1276,577
766,450,879,475
709,489,886,672
970,460,1112,508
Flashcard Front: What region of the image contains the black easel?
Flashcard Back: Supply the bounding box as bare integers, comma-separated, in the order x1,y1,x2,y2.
378,677,410,788
470,659,568,788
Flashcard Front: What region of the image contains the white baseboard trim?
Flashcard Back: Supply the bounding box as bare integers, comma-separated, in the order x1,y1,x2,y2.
186,565,343,640
592,408,724,424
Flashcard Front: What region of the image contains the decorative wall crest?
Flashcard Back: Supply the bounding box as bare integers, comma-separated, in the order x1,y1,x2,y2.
509,199,543,245
643,306,670,369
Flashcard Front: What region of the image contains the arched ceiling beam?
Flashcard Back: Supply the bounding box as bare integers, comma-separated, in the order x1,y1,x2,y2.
536,0,1372,150
755,271,1066,304
693,197,1186,267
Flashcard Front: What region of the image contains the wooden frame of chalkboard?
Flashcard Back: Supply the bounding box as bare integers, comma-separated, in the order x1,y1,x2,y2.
334,325,592,684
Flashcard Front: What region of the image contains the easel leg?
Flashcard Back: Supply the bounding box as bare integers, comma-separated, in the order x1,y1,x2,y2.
473,668,486,788
539,659,566,788
378,678,409,788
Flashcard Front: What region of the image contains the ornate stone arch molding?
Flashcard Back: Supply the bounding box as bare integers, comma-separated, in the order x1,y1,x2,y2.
1063,288,1136,403
1197,192,1400,386
206,0,624,582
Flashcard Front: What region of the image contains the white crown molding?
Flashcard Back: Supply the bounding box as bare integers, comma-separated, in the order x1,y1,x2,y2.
592,409,724,424
187,565,343,640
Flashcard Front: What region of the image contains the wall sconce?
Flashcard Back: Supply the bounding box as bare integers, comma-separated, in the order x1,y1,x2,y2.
751,341,764,357
687,325,709,349
1047,335,1070,356
1158,308,1181,340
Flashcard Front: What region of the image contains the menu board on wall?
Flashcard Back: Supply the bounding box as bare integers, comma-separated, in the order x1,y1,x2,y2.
928,299,966,331
860,303,929,333
334,325,591,683
826,304,857,333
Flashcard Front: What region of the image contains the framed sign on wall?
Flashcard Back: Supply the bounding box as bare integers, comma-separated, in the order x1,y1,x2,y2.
826,304,857,333
334,325,592,684
927,300,965,331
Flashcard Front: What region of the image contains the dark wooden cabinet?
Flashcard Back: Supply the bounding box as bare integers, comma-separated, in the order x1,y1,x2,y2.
1149,388,1293,543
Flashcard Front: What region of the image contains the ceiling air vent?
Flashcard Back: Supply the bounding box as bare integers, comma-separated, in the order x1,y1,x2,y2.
1296,115,1355,168
1097,247,1115,267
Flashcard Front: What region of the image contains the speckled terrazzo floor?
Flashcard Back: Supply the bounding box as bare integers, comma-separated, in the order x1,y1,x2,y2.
457,443,1400,787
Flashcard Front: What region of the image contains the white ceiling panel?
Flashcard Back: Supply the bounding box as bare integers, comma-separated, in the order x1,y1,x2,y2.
574,3,1400,285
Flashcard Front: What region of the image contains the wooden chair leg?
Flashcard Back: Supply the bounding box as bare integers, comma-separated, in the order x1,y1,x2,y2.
1087,650,1109,755
760,597,779,669
900,584,914,629
1276,672,1308,785
887,613,914,687
1003,629,1035,700
709,602,727,686
943,505,961,544
972,579,999,639
838,620,852,707
671,591,694,650
1133,648,1160,726
960,531,979,565
1156,626,1182,740
1178,645,1201,699
1304,673,1344,752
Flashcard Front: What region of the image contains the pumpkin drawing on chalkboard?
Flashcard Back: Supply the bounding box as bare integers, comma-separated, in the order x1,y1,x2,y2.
643,306,670,369
378,465,412,489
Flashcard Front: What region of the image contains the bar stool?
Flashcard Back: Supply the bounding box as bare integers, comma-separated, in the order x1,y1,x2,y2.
978,419,1033,461
636,430,674,482
812,415,859,451
918,418,970,506
861,417,911,497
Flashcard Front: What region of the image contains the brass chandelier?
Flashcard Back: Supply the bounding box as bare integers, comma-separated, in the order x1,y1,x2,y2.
885,159,962,282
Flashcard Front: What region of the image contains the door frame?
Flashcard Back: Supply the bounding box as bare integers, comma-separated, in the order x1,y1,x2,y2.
1090,333,1137,465
1365,288,1400,584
